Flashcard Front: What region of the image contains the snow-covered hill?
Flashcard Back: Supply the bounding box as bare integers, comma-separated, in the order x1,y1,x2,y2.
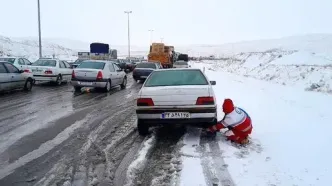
0,36,77,62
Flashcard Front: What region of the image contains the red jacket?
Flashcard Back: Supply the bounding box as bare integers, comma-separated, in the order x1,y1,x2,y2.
209,107,252,136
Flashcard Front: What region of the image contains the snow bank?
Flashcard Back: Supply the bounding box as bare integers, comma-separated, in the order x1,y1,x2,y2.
191,62,332,186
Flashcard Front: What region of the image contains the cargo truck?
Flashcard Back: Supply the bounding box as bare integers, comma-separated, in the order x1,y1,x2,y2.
90,43,110,60
148,43,174,68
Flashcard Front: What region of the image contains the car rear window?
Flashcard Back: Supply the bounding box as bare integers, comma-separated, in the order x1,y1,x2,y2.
0,58,15,64
174,61,188,65
77,61,105,69
144,70,208,87
32,60,57,66
136,63,156,69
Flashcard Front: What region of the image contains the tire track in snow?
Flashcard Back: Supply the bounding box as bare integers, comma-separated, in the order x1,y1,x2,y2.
127,127,185,186
199,134,235,186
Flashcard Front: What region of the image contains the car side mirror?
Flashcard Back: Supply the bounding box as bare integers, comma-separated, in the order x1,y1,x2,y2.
18,70,24,73
210,81,216,85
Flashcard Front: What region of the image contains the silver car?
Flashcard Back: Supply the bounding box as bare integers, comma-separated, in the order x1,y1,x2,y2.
135,68,217,135
173,60,189,68
0,61,34,92
71,60,127,92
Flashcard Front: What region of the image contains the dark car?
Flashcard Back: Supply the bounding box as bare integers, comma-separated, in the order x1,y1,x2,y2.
71,59,87,68
132,62,161,81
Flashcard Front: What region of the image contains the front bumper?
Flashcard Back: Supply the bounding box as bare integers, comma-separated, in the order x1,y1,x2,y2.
136,107,217,127
71,80,107,88
33,75,57,82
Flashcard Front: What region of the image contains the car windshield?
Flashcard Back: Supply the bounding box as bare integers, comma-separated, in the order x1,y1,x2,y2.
77,61,105,69
144,70,208,87
0,58,15,63
136,63,156,69
74,59,85,64
174,61,188,65
32,60,57,66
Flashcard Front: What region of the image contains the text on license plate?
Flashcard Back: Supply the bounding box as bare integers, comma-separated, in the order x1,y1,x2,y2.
161,112,190,119
79,81,93,86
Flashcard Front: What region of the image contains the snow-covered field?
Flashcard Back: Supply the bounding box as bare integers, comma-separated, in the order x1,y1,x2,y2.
199,49,332,94
124,61,332,186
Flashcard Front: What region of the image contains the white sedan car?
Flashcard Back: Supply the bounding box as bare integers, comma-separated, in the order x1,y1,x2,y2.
71,60,127,92
30,58,72,85
0,57,33,71
135,68,217,135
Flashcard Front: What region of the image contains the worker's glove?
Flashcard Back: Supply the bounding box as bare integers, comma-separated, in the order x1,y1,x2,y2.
227,126,234,130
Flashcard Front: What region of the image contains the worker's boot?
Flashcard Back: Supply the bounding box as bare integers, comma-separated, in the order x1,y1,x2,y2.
240,137,249,145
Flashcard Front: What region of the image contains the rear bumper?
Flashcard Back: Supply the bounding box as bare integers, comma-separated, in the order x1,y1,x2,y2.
136,107,217,127
133,74,149,80
33,75,57,82
71,80,107,88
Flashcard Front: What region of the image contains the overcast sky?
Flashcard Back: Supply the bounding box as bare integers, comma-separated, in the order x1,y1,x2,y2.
0,0,331,46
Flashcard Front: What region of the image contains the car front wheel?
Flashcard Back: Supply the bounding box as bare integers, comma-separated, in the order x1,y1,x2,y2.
137,119,149,136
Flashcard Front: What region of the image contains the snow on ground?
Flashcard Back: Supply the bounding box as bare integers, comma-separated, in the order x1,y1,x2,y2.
197,49,332,94
178,62,332,186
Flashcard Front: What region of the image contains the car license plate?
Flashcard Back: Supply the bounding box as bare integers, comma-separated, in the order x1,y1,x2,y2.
79,81,93,86
32,69,42,72
141,76,148,78
161,112,190,119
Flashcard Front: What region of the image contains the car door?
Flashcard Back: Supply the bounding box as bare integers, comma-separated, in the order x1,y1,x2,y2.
108,63,118,85
59,61,68,81
61,61,72,81
17,58,26,70
113,63,123,84
3,62,25,89
0,63,11,91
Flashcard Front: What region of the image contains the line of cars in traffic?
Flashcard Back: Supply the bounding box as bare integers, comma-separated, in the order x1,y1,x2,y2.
1,56,217,137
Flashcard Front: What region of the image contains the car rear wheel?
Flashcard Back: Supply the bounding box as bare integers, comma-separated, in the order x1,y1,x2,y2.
74,86,81,92
137,119,149,136
23,79,33,91
120,77,127,89
103,80,111,92
55,75,62,86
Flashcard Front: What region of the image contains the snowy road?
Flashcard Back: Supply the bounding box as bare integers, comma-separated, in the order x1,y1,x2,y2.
0,76,147,186
0,62,331,186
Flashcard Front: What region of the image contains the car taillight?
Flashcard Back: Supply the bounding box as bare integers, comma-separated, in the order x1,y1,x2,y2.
72,70,75,79
96,71,103,80
196,97,215,105
24,69,31,73
137,98,154,106
44,70,53,74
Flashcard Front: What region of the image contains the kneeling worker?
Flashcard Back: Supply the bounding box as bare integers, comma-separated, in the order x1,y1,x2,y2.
208,98,253,145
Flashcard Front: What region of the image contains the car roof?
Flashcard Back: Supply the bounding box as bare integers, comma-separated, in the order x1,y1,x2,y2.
154,68,200,72
80,60,117,63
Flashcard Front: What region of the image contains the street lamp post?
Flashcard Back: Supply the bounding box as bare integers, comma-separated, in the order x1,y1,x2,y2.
148,29,154,44
124,11,132,58
37,0,42,58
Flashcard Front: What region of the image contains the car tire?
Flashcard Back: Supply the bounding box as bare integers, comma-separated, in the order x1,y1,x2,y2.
103,79,111,92
74,86,81,92
55,75,62,86
137,119,149,136
23,78,33,91
120,76,127,89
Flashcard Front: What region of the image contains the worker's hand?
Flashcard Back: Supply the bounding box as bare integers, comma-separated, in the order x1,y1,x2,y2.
227,126,233,130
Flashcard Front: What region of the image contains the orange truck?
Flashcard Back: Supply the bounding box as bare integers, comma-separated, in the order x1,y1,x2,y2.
148,43,174,68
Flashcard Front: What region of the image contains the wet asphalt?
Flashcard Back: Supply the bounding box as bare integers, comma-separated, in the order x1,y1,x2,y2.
0,75,147,186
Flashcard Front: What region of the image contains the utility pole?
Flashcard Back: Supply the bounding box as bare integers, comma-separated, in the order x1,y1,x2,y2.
37,0,42,58
148,29,154,44
124,11,132,58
